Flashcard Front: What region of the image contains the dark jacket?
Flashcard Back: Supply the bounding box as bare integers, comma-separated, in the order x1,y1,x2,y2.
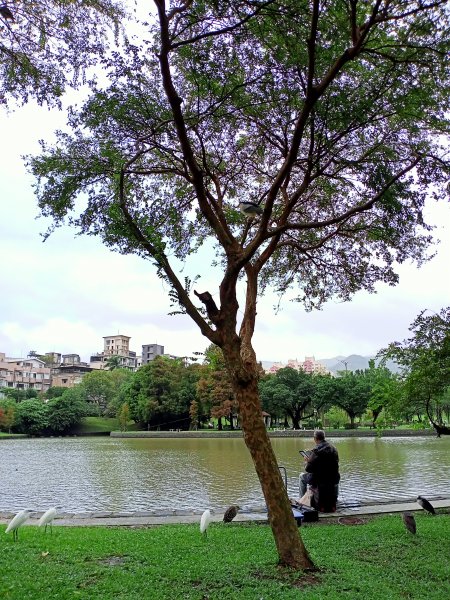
305,440,340,487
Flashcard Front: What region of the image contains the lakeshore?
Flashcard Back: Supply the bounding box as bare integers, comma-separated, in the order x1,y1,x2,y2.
1,497,450,528
111,428,438,438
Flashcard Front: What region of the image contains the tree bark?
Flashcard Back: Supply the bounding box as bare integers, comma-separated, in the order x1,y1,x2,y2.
233,376,314,569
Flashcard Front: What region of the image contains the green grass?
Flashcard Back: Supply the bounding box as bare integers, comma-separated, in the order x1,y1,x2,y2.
70,417,122,434
1,513,449,599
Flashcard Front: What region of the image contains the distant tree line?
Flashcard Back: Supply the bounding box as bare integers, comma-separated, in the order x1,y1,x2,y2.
1,308,448,436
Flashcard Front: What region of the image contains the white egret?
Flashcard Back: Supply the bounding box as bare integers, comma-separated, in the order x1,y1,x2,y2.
5,509,33,541
38,507,59,533
200,509,212,538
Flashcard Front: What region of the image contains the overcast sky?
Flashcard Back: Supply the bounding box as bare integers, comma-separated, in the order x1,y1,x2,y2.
1,102,449,365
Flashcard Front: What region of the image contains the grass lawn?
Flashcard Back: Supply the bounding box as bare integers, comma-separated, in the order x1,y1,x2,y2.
70,417,139,435
1,513,449,599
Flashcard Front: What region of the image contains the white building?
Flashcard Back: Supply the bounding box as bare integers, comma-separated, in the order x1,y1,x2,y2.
0,352,51,394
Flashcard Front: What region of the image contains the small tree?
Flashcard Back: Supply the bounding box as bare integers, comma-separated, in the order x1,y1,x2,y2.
46,388,88,434
14,399,49,435
189,399,199,430
105,355,122,370
29,1,450,568
118,402,131,431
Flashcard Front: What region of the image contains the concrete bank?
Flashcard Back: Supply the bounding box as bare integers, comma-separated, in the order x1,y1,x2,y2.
1,498,448,528
111,429,437,439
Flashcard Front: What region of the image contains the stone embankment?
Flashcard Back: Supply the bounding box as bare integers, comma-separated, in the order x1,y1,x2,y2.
0,498,448,528
111,429,436,439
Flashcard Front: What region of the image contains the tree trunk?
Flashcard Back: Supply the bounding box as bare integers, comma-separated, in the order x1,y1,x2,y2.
291,415,301,430
235,378,314,569
217,417,223,431
372,408,382,428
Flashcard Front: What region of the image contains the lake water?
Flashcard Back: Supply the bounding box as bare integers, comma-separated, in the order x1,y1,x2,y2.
0,436,449,513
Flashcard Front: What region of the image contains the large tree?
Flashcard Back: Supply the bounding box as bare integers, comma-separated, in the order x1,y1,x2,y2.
197,344,237,430
259,367,323,429
29,1,450,568
80,368,131,415
120,356,193,428
380,307,450,434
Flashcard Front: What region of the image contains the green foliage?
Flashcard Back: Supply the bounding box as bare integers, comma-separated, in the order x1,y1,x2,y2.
259,368,324,429
380,307,450,425
78,368,132,416
324,406,348,429
44,386,68,399
119,357,199,429
0,0,126,106
117,402,130,431
46,387,88,434
2,387,38,401
196,345,236,428
14,398,48,435
0,514,449,599
0,399,15,432
318,372,371,426
104,355,122,370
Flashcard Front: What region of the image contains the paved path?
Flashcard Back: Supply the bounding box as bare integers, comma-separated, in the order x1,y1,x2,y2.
1,497,448,528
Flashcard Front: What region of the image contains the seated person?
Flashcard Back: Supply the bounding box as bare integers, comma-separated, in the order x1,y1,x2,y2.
299,429,340,512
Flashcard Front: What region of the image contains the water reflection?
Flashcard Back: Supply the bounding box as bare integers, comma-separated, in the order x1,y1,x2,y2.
0,436,448,513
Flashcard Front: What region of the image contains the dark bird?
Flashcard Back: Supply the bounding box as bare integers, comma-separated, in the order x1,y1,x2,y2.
223,505,240,523
239,201,264,216
0,4,15,21
417,495,436,515
402,511,417,535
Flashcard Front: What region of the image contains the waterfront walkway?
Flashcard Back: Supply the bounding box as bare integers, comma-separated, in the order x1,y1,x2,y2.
1,497,448,528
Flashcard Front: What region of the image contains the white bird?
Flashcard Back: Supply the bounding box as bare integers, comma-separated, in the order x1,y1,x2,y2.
239,201,264,216
5,509,33,541
200,509,212,538
38,507,59,533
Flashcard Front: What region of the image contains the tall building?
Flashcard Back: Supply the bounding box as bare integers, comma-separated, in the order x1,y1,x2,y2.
103,335,131,357
90,334,138,371
141,344,165,365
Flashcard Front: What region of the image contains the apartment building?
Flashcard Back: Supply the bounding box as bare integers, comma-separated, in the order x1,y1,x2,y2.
301,356,328,375
51,354,92,388
141,344,165,365
0,352,51,394
90,334,138,371
266,356,328,375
